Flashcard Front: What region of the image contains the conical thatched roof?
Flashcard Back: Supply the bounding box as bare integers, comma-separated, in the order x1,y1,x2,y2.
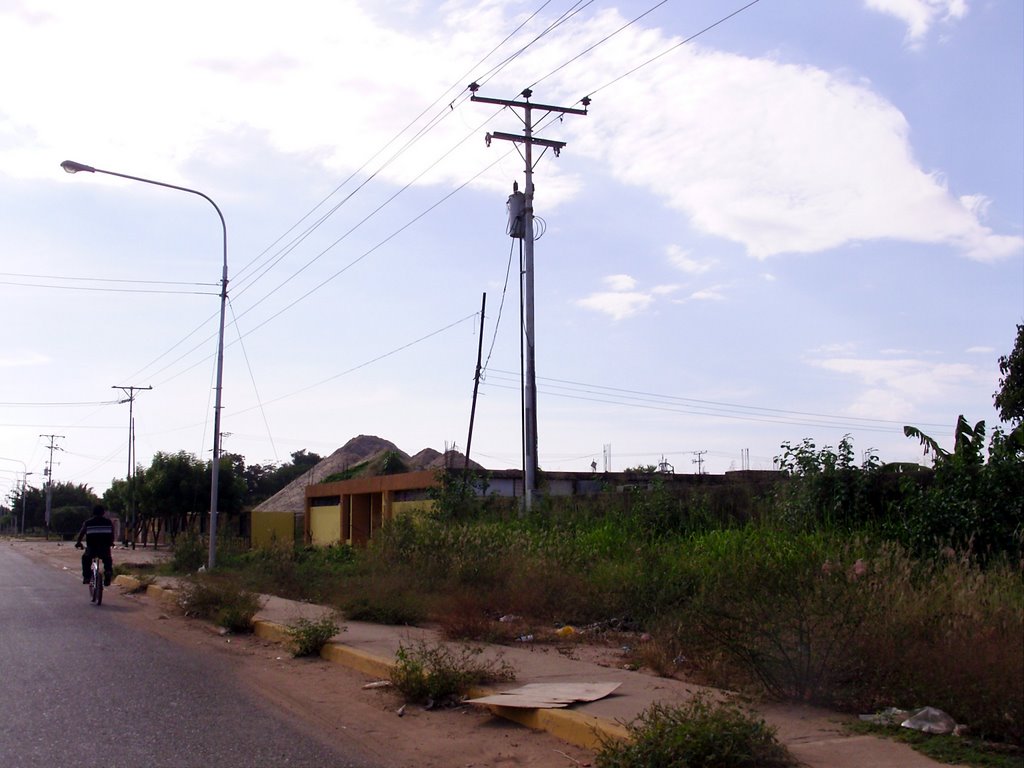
253,435,484,514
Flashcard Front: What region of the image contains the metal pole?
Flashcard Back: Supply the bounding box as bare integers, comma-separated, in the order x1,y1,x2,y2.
0,458,28,534
61,160,227,569
522,104,538,512
21,473,30,535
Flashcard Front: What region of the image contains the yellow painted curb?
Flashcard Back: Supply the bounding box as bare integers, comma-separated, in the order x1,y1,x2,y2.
114,574,140,590
127,585,630,752
482,704,630,751
145,583,180,610
253,619,290,644
320,642,395,679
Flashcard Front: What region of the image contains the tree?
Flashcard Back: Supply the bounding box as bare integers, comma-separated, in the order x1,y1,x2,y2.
994,323,1024,428
10,482,99,531
136,451,207,541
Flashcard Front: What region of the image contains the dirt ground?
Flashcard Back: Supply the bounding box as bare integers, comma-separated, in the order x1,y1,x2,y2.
15,539,598,768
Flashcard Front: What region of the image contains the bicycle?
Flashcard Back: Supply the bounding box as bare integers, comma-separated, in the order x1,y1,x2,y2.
88,556,104,605
75,542,105,606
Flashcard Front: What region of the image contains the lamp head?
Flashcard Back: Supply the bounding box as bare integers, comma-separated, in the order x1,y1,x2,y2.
60,160,96,174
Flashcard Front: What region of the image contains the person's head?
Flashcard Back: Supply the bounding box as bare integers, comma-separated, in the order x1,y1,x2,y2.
92,504,106,517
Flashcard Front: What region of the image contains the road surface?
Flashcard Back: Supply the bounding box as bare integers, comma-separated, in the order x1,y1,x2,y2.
0,544,377,768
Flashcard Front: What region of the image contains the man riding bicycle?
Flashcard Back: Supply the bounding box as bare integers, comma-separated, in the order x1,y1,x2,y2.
75,504,114,587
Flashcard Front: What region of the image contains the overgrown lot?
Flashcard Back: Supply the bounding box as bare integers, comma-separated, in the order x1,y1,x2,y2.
173,427,1022,749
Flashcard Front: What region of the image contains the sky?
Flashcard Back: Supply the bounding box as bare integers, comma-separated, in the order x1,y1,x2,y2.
1,0,1022,499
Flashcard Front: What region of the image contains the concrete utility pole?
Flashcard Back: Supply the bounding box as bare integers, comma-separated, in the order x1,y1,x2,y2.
40,434,64,535
470,83,589,511
113,384,151,546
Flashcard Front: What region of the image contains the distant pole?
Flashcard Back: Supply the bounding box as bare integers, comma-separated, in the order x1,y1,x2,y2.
470,84,590,511
39,434,64,536
113,384,152,547
0,457,28,533
692,450,707,475
465,293,487,472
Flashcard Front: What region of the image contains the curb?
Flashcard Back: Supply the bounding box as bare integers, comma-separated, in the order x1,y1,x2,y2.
252,618,628,751
114,578,629,752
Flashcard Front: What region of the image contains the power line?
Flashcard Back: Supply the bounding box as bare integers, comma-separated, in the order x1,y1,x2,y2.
480,370,954,435
229,310,481,416
0,400,121,408
0,279,217,296
0,271,217,287
585,0,763,101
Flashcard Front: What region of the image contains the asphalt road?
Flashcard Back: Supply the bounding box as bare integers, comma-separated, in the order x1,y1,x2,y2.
0,545,377,768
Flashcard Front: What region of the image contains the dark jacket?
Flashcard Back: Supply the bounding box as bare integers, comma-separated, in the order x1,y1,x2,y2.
76,516,115,552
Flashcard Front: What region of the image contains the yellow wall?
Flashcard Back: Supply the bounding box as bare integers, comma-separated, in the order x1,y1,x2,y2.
309,505,342,546
391,500,435,516
251,511,295,549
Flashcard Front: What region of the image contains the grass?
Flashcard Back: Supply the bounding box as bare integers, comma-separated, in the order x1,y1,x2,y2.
847,721,1024,768
168,498,1023,748
177,576,263,633
596,695,797,768
285,614,342,657
390,640,516,707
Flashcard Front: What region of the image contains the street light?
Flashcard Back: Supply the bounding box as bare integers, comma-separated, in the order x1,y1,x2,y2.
61,159,228,569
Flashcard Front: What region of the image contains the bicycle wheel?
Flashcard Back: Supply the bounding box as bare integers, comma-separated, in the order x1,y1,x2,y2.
95,567,103,606
89,566,97,603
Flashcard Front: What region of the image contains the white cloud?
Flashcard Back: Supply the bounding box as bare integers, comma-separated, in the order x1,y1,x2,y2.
0,1,1017,264
575,38,1021,262
576,290,653,320
576,274,679,320
604,274,637,291
960,194,991,220
864,0,969,47
666,245,714,275
811,355,991,419
965,346,994,354
688,286,726,302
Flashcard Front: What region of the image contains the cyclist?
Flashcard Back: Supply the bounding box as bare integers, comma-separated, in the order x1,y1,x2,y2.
75,504,114,587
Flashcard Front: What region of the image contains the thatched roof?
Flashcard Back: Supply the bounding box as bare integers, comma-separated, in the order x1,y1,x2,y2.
252,434,484,514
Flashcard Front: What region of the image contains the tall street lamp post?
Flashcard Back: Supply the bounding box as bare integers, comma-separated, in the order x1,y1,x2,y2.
61,160,228,569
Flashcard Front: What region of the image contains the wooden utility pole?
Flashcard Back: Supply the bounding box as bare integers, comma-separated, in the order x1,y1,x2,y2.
470,84,589,511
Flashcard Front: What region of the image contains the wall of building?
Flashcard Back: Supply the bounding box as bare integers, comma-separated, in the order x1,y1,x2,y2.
251,510,295,549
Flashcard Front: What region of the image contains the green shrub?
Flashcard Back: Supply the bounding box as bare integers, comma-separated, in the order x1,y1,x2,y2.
390,640,515,706
285,614,342,657
681,526,878,702
170,533,206,573
178,577,262,633
596,695,796,768
342,591,425,625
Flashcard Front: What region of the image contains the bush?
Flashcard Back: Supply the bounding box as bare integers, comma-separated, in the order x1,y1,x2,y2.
285,614,342,657
171,533,206,573
596,695,796,768
178,577,262,633
390,640,515,707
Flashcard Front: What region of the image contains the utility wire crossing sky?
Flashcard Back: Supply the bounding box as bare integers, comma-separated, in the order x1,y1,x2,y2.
0,0,1021,496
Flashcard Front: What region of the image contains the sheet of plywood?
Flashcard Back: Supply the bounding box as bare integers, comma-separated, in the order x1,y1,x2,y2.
467,682,620,709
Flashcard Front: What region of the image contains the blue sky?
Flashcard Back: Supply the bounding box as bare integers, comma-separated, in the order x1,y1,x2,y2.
1,0,1021,497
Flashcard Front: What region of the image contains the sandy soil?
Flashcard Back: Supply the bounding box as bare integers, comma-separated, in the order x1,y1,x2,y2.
14,539,597,768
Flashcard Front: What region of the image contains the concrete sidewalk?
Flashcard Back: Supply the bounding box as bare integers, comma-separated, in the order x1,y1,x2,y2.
120,575,944,767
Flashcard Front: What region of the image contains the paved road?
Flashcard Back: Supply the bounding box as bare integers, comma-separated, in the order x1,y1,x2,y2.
0,545,377,768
